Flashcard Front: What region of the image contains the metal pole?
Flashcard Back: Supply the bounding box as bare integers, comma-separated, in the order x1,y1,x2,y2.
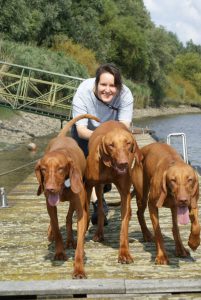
0,187,9,208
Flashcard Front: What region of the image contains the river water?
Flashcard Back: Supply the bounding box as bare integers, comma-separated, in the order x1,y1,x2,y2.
0,134,53,194
0,113,200,195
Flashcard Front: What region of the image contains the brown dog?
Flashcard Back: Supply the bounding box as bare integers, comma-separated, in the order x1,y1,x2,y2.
132,142,200,264
85,120,142,264
35,114,99,278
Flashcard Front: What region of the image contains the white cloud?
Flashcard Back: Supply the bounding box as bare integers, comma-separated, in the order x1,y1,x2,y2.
144,0,201,45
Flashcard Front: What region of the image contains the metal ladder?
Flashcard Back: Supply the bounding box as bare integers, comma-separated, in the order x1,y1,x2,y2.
167,132,188,164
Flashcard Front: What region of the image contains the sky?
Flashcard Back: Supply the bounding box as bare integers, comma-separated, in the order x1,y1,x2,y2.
143,0,201,45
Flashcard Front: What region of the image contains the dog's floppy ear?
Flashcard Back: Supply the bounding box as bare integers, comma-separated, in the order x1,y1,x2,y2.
98,136,112,168
35,160,44,196
157,170,167,208
68,161,83,194
191,171,199,209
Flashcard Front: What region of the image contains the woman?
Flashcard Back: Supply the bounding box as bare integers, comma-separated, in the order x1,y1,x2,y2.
71,63,134,225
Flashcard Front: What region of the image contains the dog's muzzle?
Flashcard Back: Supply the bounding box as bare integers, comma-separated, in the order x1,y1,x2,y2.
113,162,128,175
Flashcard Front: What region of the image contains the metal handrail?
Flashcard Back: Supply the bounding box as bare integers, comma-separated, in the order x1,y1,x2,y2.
0,60,84,81
167,132,188,163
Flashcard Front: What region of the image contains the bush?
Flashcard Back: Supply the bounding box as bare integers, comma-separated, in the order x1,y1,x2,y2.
0,39,89,79
124,78,151,109
52,35,99,76
164,73,201,105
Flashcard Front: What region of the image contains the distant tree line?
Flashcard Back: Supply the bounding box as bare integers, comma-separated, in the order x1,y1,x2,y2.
0,0,201,108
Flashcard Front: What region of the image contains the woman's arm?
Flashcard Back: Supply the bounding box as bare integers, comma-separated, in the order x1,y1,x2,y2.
76,125,93,140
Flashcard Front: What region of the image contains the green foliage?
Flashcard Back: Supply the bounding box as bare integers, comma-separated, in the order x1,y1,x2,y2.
0,39,88,79
123,78,151,109
165,73,201,105
64,0,107,59
104,16,150,81
193,73,201,94
173,52,201,95
0,0,72,44
183,40,201,55
52,36,98,76
174,52,201,81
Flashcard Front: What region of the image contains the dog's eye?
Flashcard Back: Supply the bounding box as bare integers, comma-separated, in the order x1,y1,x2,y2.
170,178,176,184
188,177,193,184
41,168,46,174
58,167,64,173
108,143,114,149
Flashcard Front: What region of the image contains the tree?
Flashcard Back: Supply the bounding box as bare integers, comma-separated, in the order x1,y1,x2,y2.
0,0,72,44
174,52,201,82
184,40,201,55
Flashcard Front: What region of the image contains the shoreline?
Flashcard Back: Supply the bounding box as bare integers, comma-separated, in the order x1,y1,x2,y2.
0,105,200,149
134,105,201,119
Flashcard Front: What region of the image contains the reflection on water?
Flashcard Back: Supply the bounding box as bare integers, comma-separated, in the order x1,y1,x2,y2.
0,134,54,193
134,113,201,167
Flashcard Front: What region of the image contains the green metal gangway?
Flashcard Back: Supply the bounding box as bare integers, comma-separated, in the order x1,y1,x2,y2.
0,61,84,121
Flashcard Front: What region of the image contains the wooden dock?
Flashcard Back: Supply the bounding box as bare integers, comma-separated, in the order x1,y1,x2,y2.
0,133,201,299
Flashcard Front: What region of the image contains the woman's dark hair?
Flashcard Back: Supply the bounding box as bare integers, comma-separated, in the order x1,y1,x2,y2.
95,63,123,94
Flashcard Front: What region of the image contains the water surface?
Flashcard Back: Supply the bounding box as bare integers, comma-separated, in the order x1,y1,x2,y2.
0,134,53,193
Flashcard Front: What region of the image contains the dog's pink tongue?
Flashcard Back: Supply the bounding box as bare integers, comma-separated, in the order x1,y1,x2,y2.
48,193,60,206
177,206,190,225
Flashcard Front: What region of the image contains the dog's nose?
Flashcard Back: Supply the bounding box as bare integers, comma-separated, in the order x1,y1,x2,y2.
178,198,188,206
46,188,57,194
118,162,128,170
46,183,57,193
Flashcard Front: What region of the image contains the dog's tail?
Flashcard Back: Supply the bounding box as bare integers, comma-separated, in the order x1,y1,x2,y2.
58,114,100,137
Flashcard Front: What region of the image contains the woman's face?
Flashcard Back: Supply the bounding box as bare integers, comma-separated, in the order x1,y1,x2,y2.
96,72,117,103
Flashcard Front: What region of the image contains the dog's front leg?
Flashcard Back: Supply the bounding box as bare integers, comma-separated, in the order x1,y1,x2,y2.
188,207,200,251
171,206,190,257
66,200,76,249
46,201,67,260
136,183,154,242
118,184,133,264
93,184,105,242
73,189,87,279
148,199,169,264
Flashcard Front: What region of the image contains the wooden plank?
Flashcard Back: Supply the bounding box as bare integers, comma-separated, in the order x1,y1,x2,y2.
125,278,201,294
0,279,125,297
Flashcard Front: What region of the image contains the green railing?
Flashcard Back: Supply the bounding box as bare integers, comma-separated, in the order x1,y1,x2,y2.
0,61,84,121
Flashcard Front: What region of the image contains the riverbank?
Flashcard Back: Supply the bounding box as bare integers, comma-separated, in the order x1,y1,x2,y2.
0,105,200,148
133,105,201,119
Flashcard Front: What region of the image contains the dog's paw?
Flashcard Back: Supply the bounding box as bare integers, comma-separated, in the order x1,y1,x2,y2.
93,230,104,242
118,251,134,264
66,239,77,249
54,251,67,261
72,269,87,279
175,245,190,257
188,233,200,251
155,254,169,265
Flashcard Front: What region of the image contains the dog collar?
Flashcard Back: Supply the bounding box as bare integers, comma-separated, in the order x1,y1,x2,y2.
131,157,136,169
